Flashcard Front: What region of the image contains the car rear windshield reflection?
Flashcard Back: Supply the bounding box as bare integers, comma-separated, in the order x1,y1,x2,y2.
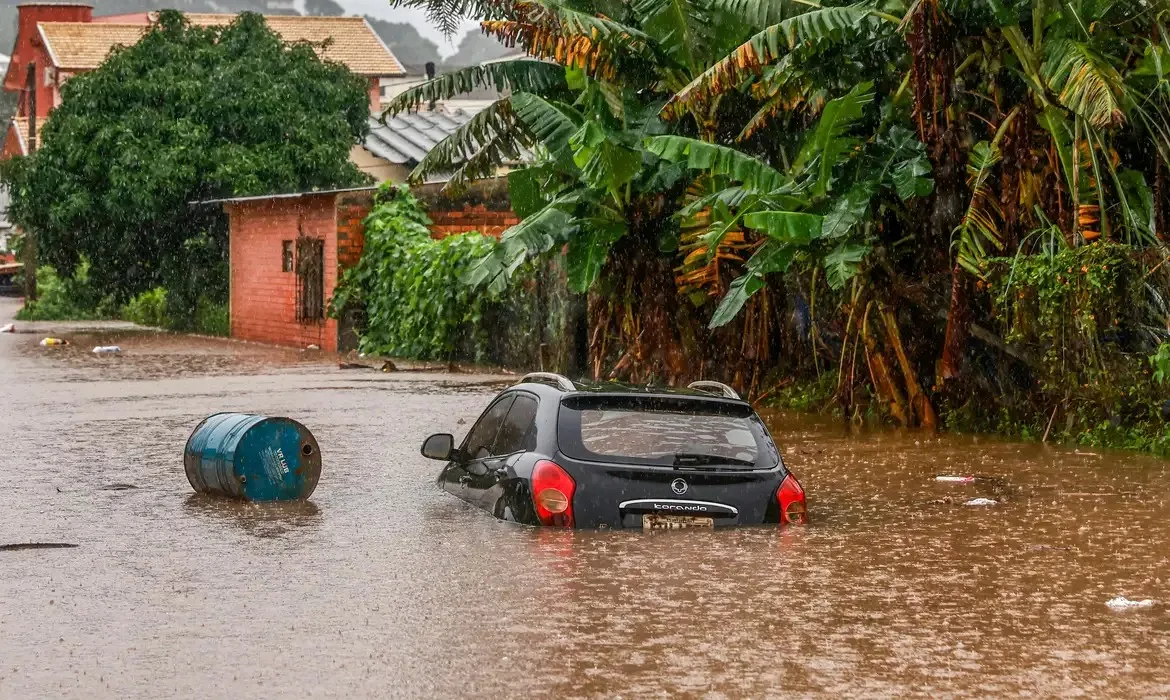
558,396,778,469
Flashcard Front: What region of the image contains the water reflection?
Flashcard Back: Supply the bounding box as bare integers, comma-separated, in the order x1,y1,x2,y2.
182,494,322,538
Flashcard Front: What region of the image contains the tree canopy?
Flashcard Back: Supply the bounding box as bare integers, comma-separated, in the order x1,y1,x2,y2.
3,10,370,316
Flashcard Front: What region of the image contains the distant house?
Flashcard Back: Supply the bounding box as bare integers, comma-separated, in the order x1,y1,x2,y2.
0,3,405,157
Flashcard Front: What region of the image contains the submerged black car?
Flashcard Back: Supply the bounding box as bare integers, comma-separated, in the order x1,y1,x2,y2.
421,373,807,530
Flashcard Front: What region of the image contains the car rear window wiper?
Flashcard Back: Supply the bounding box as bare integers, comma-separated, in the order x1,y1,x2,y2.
672,452,756,468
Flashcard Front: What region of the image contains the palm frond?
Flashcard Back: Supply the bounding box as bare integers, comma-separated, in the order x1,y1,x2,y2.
1043,39,1126,128
383,60,567,115
664,3,878,117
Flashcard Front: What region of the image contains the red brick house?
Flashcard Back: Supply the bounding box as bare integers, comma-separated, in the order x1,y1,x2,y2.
1,3,404,157
209,181,519,352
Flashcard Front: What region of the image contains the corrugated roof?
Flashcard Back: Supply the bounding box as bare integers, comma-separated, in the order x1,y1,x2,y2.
38,14,403,76
365,109,479,166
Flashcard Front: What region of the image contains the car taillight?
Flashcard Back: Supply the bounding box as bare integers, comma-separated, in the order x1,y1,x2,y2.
532,460,576,527
777,474,807,525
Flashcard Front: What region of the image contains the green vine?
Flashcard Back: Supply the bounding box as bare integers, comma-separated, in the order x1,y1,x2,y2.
330,184,502,361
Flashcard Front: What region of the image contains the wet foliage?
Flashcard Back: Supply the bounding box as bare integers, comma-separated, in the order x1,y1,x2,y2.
331,185,500,360
386,0,1170,445
333,184,585,369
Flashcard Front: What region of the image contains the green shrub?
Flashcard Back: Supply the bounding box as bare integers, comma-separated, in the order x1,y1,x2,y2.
121,287,169,327
16,261,116,321
331,184,501,360
194,298,229,337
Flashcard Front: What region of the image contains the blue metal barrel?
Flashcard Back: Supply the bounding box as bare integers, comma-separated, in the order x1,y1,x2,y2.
184,413,322,501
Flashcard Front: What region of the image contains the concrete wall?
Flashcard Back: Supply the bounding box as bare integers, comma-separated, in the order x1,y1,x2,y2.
349,145,410,185
226,193,339,352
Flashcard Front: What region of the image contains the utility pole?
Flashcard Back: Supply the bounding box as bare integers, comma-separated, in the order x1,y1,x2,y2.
22,61,37,301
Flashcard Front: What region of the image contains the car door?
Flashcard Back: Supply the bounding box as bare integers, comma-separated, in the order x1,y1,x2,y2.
467,393,539,516
440,395,514,506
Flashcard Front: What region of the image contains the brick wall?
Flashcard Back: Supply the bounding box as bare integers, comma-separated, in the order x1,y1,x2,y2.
336,191,373,268
227,193,339,352
430,203,519,238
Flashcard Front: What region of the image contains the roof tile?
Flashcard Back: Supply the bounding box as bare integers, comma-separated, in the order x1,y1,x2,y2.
38,14,403,76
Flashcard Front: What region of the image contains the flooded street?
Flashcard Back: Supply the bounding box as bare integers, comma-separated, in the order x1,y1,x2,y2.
4,298,1170,698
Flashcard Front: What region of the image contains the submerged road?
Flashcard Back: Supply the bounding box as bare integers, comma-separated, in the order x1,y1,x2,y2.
3,297,1170,698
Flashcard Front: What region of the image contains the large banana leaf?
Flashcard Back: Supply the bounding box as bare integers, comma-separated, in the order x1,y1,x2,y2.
511,92,583,169
791,82,875,197
570,121,643,201
953,141,1004,276
382,60,567,116
742,210,824,244
566,209,627,291
1042,39,1126,128
645,135,788,191
632,0,699,73
408,99,532,190
708,240,797,328
666,3,878,115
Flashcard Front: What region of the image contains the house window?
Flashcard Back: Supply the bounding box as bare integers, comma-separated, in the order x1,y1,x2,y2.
281,240,294,272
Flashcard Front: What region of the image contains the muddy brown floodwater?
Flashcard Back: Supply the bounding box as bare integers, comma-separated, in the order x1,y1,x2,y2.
4,299,1170,698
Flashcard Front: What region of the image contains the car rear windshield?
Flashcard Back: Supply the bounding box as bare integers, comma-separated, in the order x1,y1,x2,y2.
557,395,780,469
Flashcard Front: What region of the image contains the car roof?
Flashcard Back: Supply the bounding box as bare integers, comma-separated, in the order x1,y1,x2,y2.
508,373,750,406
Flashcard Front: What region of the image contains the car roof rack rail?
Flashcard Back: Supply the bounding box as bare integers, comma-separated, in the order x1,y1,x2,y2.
519,372,576,392
688,380,741,400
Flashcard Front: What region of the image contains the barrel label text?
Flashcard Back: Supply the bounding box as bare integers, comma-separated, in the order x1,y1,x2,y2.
261,446,291,484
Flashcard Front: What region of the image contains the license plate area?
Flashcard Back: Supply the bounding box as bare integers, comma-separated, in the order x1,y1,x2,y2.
642,514,714,530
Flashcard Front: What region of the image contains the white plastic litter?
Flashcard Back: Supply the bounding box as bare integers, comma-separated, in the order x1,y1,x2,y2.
1106,596,1155,610
0,323,13,333
305,344,321,351
92,346,121,354
964,498,998,506
936,475,976,484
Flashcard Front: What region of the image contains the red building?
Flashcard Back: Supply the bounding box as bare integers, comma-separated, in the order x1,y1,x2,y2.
1,3,404,157
211,181,519,352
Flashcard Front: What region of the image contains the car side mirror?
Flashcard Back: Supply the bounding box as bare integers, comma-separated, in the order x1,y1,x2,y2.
421,433,455,461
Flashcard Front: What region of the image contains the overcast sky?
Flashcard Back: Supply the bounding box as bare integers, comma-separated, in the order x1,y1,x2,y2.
335,0,479,56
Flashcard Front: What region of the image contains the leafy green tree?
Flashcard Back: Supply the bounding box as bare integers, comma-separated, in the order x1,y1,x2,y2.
2,11,370,327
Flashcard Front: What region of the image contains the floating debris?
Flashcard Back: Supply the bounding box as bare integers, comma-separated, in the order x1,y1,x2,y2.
1106,596,1155,610
964,498,998,506
381,359,397,372
0,323,14,333
100,483,139,491
92,345,121,354
0,543,79,551
339,362,373,370
39,337,68,346
936,475,976,484
305,344,321,351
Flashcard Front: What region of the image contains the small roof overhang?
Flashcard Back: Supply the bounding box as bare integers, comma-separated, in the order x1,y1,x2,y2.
189,186,376,207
